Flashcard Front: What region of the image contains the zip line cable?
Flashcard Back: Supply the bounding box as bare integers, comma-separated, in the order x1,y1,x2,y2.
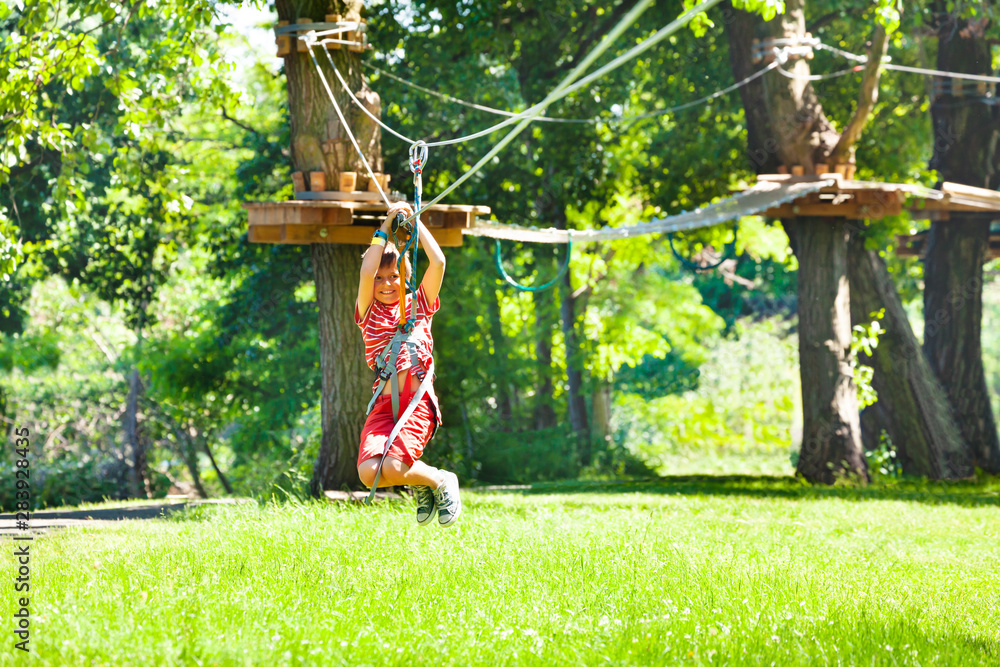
815,43,1000,84
308,0,723,163
363,60,780,126
363,63,595,124
305,0,657,223
394,0,726,225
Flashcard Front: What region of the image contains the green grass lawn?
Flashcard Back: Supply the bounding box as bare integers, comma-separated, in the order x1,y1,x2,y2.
3,477,999,666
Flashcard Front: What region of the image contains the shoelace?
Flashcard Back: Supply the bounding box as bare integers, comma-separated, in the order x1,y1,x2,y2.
416,486,435,507
435,484,453,510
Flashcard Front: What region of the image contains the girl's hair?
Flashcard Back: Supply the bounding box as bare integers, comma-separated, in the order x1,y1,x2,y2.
379,242,412,282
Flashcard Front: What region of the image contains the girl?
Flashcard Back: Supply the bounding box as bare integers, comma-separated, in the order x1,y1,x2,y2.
354,201,462,527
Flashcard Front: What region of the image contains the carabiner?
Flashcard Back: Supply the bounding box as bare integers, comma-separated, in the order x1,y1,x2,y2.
409,141,428,175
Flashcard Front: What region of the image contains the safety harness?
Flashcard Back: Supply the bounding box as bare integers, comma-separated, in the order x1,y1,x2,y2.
364,142,433,505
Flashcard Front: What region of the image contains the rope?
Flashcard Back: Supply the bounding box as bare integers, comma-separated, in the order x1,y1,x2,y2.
365,60,780,125
668,223,738,271
495,235,573,292
814,42,1000,84
321,44,581,147
397,0,726,227
775,63,863,82
303,39,389,205
364,64,595,124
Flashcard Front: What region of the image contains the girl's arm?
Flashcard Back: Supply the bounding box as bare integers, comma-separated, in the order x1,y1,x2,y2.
419,222,446,305
357,202,412,320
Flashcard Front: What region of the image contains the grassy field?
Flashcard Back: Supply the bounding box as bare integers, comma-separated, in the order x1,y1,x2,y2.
3,477,999,666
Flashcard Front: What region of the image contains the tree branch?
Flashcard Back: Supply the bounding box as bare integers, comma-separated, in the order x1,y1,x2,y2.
221,107,261,137
828,22,889,164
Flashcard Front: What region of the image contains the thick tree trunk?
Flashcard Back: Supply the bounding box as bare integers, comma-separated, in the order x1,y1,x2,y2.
847,233,971,478
925,10,1000,472
923,220,1000,472
787,218,867,483
276,1,381,494
310,243,371,495
124,367,149,498
727,0,867,482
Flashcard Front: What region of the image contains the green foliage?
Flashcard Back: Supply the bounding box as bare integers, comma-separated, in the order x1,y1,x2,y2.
618,317,799,476
866,429,902,480
851,308,884,410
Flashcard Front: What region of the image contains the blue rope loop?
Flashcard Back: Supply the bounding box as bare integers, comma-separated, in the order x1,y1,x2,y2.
667,223,739,272
494,235,573,292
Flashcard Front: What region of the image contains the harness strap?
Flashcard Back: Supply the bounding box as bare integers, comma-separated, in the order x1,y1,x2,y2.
364,367,435,505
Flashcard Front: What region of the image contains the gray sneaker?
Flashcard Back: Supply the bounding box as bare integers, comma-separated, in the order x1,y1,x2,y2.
414,485,436,526
433,472,462,527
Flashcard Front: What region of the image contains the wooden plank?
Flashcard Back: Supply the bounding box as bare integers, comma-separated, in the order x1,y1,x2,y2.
296,19,314,53
444,211,472,228
763,203,861,218
283,224,371,244
243,200,491,214
422,210,446,228
310,171,327,192
288,207,323,224
918,199,999,213
273,224,465,246
940,181,1000,205
322,207,353,225
434,228,463,246
324,14,341,50
757,173,841,184
249,225,284,243
276,21,290,57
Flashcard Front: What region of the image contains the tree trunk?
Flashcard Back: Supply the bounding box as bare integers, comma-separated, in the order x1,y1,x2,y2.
182,441,209,499
124,367,149,498
551,198,588,450
924,8,1000,472
788,218,867,483
591,379,612,450
560,267,590,455
847,232,971,478
203,438,234,494
310,243,371,495
275,0,382,494
486,283,514,429
532,251,558,430
726,0,868,482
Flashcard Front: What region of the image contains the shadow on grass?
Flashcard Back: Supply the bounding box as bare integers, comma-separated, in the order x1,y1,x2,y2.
479,474,1000,508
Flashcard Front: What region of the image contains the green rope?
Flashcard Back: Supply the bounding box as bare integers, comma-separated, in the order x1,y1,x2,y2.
668,223,738,272
494,235,572,292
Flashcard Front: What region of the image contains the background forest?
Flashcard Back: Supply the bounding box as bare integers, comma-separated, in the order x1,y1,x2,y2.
2,0,998,509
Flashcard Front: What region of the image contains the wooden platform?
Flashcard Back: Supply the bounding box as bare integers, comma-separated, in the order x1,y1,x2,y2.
753,175,1000,259
243,199,491,246
756,175,1000,220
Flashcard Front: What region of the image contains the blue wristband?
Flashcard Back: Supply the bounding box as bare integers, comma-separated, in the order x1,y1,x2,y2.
372,229,389,242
